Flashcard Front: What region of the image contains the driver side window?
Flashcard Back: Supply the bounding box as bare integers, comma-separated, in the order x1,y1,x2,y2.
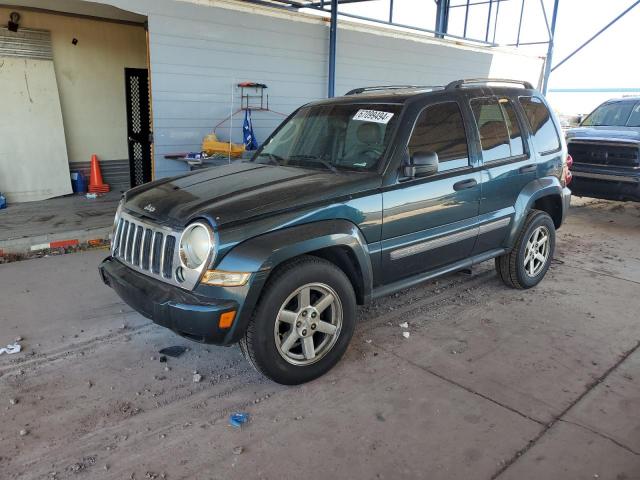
408,102,470,171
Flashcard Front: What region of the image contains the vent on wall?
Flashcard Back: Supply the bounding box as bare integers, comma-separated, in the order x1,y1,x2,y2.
0,27,53,60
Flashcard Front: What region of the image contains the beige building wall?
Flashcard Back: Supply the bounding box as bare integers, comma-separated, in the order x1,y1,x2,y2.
0,7,147,164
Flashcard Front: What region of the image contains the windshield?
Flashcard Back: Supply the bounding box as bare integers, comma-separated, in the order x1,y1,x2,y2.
253,103,402,171
581,101,640,127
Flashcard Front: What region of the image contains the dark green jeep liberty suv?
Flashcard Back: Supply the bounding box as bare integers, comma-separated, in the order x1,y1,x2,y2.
100,78,571,384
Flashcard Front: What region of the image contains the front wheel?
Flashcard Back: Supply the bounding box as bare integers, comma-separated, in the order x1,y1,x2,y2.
239,256,356,385
496,210,556,289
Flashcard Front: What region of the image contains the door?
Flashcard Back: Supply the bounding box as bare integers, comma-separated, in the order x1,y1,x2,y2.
381,101,481,283
125,68,152,187
469,96,537,254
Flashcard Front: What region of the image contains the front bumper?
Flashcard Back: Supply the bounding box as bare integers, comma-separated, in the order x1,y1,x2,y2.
570,168,640,202
99,256,265,345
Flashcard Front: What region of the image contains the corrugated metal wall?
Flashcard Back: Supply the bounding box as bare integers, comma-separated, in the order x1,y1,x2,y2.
138,0,543,178
0,27,53,60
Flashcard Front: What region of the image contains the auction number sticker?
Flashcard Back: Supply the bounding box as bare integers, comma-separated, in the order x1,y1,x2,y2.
353,109,395,124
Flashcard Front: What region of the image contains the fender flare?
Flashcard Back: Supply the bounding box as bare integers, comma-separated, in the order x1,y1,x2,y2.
216,219,374,298
211,219,374,345
506,176,564,248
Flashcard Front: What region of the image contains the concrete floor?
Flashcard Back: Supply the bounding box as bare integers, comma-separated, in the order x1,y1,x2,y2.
0,192,120,254
0,198,639,480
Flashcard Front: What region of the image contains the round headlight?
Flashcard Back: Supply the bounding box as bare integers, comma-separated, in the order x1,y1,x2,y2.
179,222,213,270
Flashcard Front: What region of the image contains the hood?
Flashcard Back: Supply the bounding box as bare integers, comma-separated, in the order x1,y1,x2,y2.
567,126,640,143
124,161,380,228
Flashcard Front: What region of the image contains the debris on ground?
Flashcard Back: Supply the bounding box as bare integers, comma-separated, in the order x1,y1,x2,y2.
192,373,202,383
402,331,410,339
0,343,21,355
159,355,167,363
232,446,244,455
19,429,28,436
9,398,18,405
159,346,187,358
399,322,409,329
229,412,249,428
67,456,96,473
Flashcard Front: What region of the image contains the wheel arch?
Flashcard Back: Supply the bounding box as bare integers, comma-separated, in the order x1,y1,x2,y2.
216,219,374,304
533,194,563,229
507,176,564,248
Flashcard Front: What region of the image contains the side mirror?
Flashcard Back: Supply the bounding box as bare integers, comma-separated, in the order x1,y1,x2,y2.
403,151,438,178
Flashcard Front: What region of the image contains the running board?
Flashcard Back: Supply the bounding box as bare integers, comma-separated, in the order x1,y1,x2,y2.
371,248,506,300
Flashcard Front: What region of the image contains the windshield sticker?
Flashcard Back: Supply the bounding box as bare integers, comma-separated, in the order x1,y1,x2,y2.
353,109,395,124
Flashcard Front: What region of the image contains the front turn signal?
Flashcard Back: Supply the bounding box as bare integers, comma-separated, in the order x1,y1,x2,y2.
219,310,236,329
201,270,251,287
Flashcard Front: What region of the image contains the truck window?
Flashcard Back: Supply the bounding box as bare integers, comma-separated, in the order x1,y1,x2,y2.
519,96,561,155
408,102,469,171
581,101,635,127
626,103,640,127
470,97,521,162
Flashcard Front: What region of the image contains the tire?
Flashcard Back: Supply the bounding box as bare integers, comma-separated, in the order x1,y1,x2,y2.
495,209,556,289
239,255,356,385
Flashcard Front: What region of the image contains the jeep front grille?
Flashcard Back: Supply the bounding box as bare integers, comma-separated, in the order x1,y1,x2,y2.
568,141,640,169
111,211,189,288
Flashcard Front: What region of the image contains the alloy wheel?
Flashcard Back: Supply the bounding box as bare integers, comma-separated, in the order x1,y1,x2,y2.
273,282,343,366
524,225,550,277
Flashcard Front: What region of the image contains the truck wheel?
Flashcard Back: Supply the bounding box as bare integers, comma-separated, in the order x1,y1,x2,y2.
239,255,356,385
495,210,556,289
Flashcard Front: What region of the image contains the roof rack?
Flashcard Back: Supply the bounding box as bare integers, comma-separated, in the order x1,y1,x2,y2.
345,85,440,95
445,78,534,91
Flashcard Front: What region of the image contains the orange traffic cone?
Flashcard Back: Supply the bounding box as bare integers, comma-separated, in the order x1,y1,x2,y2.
88,154,110,193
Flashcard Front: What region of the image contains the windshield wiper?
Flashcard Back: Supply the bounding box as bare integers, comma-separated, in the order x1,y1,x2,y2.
288,155,338,173
255,152,284,166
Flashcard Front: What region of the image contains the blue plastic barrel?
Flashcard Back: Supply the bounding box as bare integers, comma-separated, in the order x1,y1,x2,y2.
0,192,6,209
70,171,87,194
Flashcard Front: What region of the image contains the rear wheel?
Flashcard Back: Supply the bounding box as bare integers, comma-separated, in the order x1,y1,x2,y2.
496,210,555,289
240,256,356,385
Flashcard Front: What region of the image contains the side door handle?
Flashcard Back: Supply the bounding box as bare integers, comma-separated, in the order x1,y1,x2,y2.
519,164,537,174
453,178,478,191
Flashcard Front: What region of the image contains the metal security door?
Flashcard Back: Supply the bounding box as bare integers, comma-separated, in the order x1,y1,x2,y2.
125,68,152,187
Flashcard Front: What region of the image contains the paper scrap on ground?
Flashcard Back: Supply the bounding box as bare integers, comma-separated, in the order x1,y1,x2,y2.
0,343,22,355
399,322,408,329
402,332,410,339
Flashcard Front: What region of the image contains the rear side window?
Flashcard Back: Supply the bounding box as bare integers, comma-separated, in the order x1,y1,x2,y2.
471,97,524,162
499,99,525,156
408,102,469,171
519,96,561,154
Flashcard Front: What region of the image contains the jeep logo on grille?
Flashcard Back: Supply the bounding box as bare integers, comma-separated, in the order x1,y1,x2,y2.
144,204,156,213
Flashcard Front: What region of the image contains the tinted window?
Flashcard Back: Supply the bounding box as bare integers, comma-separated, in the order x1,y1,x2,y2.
519,96,560,154
625,102,640,127
471,98,511,162
582,101,635,127
408,102,469,171
499,98,525,156
256,103,401,171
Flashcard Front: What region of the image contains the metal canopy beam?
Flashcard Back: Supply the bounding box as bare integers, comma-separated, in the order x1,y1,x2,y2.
541,0,559,94
435,0,451,38
328,0,338,97
551,0,640,73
